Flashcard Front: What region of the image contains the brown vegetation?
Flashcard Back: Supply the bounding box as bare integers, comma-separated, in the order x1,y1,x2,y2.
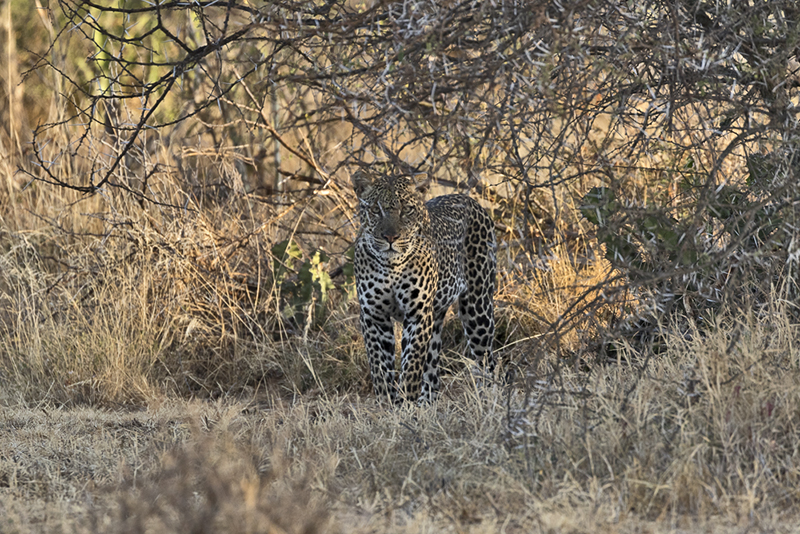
2,0,800,531
2,313,800,532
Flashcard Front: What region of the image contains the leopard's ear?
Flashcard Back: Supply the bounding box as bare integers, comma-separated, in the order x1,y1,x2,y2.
351,170,374,197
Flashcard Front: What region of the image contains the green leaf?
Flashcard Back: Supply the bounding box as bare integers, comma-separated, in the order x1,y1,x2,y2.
603,234,640,267
641,214,679,249
580,187,617,227
309,251,334,305
272,239,302,282
709,185,746,220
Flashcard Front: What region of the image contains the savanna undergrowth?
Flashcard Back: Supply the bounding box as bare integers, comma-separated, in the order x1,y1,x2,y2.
2,303,800,533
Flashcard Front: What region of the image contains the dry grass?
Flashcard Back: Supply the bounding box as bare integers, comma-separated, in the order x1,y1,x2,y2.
515,306,800,520
2,314,800,534
3,3,800,532
3,112,799,534
0,232,369,406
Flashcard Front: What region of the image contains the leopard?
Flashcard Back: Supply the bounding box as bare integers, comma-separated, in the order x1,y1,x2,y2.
351,170,496,404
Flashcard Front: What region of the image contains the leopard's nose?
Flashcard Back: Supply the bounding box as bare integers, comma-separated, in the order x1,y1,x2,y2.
382,232,397,244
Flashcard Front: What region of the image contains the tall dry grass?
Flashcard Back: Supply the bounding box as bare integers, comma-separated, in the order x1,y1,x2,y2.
2,300,800,532
0,185,371,406
0,1,370,405
515,301,800,520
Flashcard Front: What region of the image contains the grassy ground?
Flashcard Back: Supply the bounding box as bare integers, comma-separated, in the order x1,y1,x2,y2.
2,305,800,533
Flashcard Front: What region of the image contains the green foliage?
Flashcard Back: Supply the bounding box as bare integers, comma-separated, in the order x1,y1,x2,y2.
272,239,303,283
271,240,337,325
579,186,617,226
579,186,693,272
580,174,786,283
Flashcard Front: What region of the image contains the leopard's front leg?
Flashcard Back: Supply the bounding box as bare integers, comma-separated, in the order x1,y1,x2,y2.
355,268,399,404
359,307,398,403
399,301,434,402
397,256,439,403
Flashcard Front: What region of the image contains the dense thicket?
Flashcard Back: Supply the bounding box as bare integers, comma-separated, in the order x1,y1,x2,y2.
4,0,800,409
3,2,800,523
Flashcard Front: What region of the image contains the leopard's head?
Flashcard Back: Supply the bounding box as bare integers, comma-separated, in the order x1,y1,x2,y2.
351,171,428,259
